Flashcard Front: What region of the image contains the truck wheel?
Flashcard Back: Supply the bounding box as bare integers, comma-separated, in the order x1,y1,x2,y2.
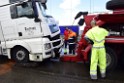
88,47,117,71
106,0,124,10
12,47,29,63
106,47,117,71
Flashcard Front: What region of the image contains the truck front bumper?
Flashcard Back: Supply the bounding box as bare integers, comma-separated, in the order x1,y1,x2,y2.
29,50,52,62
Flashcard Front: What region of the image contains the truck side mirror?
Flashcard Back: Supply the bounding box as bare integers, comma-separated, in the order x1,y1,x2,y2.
78,19,84,26
75,12,83,20
75,11,88,20
42,3,47,10
21,2,28,8
34,17,41,22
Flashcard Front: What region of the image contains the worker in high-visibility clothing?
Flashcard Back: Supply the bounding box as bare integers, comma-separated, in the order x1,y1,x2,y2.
68,29,77,55
84,20,109,80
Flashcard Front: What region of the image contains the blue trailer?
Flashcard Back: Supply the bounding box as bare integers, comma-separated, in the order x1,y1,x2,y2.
59,25,79,35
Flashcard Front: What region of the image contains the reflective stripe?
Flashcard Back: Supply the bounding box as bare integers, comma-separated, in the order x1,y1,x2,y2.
92,46,105,49
100,69,106,74
94,39,105,43
68,43,75,44
68,38,73,39
90,70,97,74
90,70,97,72
85,36,105,43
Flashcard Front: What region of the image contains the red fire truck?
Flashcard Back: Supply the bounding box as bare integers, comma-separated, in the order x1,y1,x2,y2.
61,0,124,70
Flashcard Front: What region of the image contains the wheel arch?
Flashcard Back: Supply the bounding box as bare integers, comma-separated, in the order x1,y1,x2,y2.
5,40,31,59
10,45,30,59
6,40,31,57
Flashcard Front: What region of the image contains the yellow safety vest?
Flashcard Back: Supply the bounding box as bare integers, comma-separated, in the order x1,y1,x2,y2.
85,26,109,47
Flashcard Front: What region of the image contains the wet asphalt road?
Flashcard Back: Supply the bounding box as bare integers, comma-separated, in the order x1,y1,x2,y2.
0,56,124,83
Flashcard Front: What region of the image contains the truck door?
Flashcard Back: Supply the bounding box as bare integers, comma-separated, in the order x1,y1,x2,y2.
13,2,42,38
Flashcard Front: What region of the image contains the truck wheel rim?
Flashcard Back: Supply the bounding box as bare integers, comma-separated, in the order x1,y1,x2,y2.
106,53,111,67
16,50,25,61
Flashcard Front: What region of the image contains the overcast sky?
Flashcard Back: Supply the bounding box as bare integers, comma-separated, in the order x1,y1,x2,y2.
46,0,110,26
0,0,110,26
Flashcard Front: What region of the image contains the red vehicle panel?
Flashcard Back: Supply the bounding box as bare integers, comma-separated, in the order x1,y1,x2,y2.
61,0,124,70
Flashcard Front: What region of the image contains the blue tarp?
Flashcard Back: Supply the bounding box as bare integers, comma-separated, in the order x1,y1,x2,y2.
59,25,79,35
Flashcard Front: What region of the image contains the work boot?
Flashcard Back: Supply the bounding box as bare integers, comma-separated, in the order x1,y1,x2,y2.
101,73,106,79
64,49,67,54
90,75,97,80
64,52,67,54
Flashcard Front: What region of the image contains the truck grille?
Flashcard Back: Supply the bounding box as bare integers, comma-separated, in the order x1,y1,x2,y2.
51,34,61,47
50,34,60,41
53,40,61,47
43,34,61,47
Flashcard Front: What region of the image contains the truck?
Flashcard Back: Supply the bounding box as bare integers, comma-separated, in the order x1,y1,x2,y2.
0,0,63,63
61,0,124,70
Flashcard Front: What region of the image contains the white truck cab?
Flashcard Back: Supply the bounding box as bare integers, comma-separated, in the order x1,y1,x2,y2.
0,0,63,62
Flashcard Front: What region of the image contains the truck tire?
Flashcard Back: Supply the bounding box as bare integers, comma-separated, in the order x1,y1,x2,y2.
88,47,117,71
106,0,124,10
12,47,29,63
106,47,117,71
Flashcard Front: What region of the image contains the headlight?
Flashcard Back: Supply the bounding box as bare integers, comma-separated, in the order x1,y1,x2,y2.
44,43,51,50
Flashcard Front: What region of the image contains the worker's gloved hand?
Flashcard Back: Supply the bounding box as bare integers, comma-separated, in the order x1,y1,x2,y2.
84,37,94,45
89,40,94,45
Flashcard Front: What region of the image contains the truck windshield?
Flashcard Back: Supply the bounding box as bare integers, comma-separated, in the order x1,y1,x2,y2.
38,2,59,33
